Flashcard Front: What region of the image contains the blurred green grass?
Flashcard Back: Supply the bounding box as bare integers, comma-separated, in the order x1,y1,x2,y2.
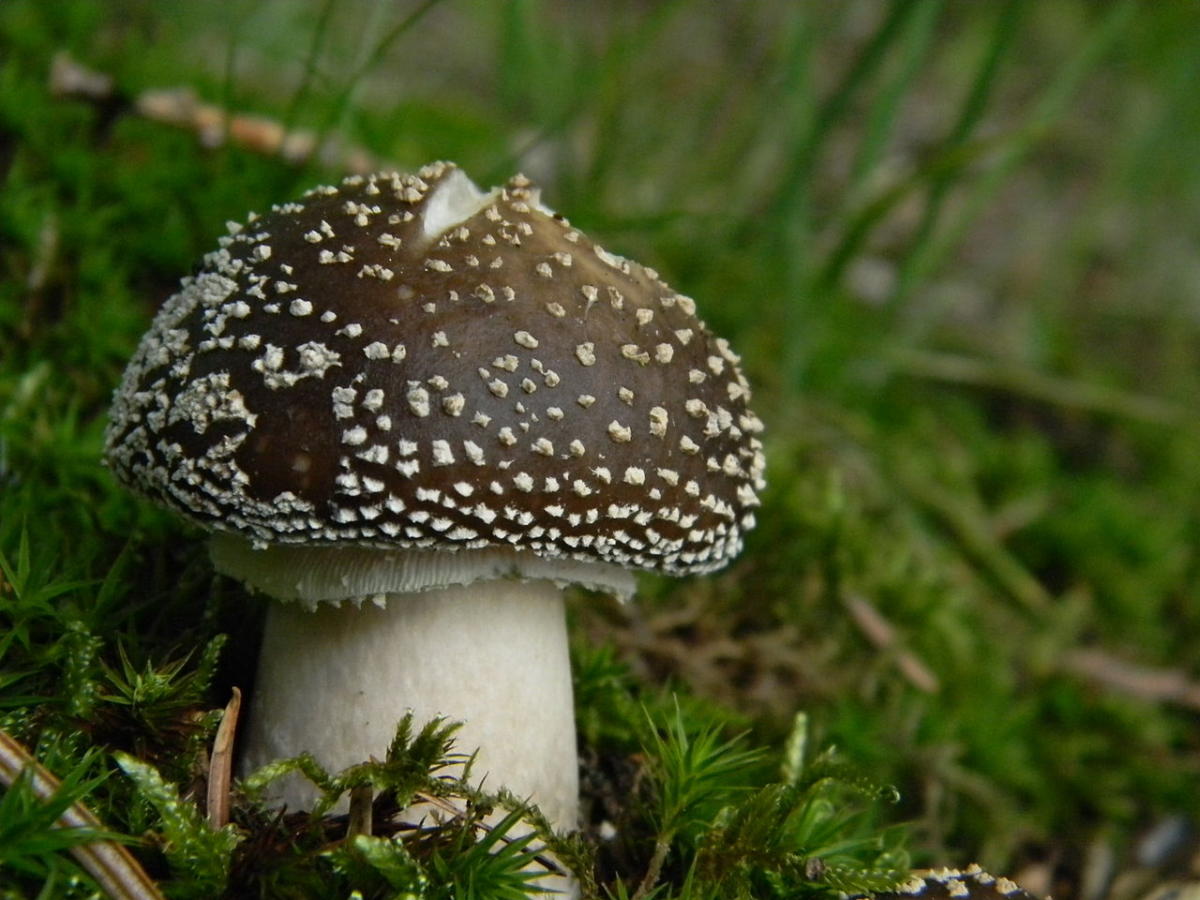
2,1,1199,896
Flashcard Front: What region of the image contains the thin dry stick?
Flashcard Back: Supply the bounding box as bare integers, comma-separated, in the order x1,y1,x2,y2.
1061,649,1200,711
844,593,941,693
347,784,374,837
207,687,241,829
0,729,165,900
49,51,386,174
48,50,112,99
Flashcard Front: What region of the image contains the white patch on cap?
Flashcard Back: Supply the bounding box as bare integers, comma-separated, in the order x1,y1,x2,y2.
431,440,454,466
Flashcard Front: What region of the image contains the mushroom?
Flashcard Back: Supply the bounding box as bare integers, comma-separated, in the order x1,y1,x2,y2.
104,163,766,838
860,866,1040,900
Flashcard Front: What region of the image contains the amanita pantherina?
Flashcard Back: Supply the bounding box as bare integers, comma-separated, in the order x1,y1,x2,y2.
856,866,1041,900
105,162,766,832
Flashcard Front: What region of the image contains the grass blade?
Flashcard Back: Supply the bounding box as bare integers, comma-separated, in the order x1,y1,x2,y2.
889,0,1029,305
890,0,1136,314
845,0,945,194
309,0,447,172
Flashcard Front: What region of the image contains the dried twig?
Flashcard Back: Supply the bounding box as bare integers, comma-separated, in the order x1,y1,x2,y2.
347,784,373,838
0,729,165,900
49,51,386,174
844,594,941,693
206,687,241,829
49,50,113,99
1061,649,1200,711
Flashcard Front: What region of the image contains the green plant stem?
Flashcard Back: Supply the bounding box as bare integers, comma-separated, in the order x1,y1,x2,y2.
892,462,1050,615
890,348,1186,426
845,0,944,194
0,730,165,900
281,0,340,134
632,833,673,900
310,0,446,170
770,0,927,236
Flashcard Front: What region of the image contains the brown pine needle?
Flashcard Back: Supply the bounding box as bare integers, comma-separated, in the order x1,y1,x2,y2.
0,729,165,900
207,687,241,829
49,51,384,173
1062,649,1200,710
845,593,941,693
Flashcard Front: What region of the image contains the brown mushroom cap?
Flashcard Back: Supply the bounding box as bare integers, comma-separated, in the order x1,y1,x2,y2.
105,162,766,581
859,867,1040,900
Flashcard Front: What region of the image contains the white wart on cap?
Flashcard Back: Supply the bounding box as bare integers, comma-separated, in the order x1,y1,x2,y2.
105,162,766,598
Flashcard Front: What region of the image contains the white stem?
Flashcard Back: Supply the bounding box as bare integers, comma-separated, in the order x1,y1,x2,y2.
240,579,579,831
